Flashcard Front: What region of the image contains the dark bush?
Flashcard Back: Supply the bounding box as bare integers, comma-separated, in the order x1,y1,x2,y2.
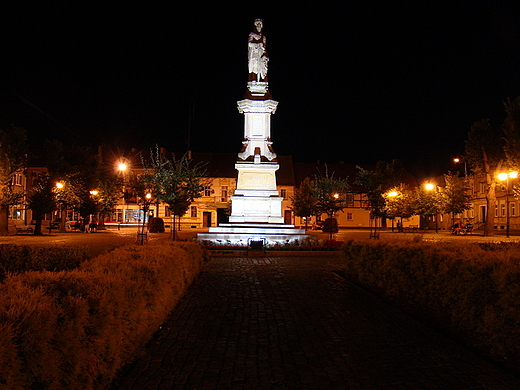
148,217,165,233
322,217,338,233
0,245,87,281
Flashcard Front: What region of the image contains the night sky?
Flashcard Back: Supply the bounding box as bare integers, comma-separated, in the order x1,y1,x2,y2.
2,2,520,179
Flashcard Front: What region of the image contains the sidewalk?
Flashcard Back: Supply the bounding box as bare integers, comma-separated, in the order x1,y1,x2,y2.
114,255,520,390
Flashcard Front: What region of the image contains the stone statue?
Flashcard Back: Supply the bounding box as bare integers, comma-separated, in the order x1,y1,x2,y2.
248,19,268,82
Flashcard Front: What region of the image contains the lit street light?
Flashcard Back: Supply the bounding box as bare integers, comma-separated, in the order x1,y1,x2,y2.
498,171,518,238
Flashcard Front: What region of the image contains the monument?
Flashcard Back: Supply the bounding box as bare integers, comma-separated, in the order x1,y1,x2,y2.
198,19,309,247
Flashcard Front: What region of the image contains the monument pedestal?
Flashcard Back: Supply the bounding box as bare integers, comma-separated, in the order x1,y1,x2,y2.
197,223,310,247
229,161,283,224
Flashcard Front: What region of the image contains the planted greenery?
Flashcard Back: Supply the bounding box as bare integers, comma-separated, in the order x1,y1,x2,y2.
0,241,204,389
343,240,520,368
0,244,87,281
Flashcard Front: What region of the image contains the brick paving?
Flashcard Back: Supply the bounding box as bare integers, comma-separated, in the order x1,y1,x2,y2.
115,255,520,390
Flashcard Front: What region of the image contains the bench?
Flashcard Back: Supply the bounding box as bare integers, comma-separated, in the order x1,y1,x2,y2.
15,225,33,235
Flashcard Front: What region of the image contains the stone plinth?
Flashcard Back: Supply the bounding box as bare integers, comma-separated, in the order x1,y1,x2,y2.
229,161,283,224
197,223,312,246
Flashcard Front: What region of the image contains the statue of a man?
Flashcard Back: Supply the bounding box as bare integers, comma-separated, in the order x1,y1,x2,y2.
248,19,268,82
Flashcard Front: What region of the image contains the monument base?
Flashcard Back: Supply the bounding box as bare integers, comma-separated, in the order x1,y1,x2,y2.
197,223,315,247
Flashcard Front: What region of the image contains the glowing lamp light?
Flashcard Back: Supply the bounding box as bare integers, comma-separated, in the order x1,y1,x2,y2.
90,190,98,195
453,158,460,163
55,182,64,189
145,193,152,199
424,183,435,191
333,193,339,199
387,191,399,198
498,172,518,181
118,162,128,172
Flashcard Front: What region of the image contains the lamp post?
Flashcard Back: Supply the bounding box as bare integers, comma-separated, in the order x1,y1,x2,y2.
424,183,438,233
117,161,128,226
453,157,467,177
386,190,399,232
498,171,518,238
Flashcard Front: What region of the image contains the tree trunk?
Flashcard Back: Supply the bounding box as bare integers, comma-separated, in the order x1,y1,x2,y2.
97,213,106,230
0,207,9,236
171,215,178,241
33,215,44,235
59,207,67,233
484,182,496,236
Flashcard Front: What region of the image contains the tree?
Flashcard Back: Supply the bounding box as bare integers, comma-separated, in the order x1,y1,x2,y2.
385,184,415,230
144,147,207,240
92,164,123,229
313,167,350,239
502,96,520,201
26,173,55,235
43,141,100,232
414,183,443,231
440,172,472,222
465,119,505,236
503,96,520,171
356,160,404,231
289,177,318,230
0,125,27,235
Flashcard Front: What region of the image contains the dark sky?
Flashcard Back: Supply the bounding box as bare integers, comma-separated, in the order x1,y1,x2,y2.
2,2,520,179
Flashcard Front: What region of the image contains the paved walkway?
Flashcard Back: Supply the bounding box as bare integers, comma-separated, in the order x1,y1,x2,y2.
115,255,520,390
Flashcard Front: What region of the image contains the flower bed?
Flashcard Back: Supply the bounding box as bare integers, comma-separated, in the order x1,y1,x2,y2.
201,239,344,251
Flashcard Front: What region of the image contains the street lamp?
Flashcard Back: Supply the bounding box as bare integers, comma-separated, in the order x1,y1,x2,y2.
386,190,399,232
117,161,128,225
453,157,467,176
424,183,438,232
498,171,518,238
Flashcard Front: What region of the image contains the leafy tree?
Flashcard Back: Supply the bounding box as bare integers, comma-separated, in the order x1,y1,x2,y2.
144,147,207,240
43,141,100,232
440,172,472,222
290,177,318,230
414,184,443,231
384,184,415,229
356,160,404,231
313,167,350,239
502,96,520,201
503,96,520,171
92,164,123,229
26,173,55,235
0,125,27,235
465,119,505,236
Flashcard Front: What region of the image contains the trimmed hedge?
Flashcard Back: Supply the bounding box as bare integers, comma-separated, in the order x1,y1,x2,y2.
342,240,520,368
0,241,204,390
0,245,87,281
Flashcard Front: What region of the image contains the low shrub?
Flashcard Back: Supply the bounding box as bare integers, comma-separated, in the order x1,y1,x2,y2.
0,241,204,390
148,217,165,233
0,244,87,281
343,240,520,367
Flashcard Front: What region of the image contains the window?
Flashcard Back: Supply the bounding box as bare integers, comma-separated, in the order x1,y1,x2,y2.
280,189,287,198
204,185,212,197
495,205,498,217
512,203,516,217
221,186,228,202
346,193,354,207
501,204,506,217
191,206,197,218
346,212,353,220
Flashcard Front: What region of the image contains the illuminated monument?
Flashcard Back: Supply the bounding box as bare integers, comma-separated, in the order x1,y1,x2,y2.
198,19,309,246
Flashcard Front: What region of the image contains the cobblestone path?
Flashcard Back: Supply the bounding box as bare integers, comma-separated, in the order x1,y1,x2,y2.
116,256,520,389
